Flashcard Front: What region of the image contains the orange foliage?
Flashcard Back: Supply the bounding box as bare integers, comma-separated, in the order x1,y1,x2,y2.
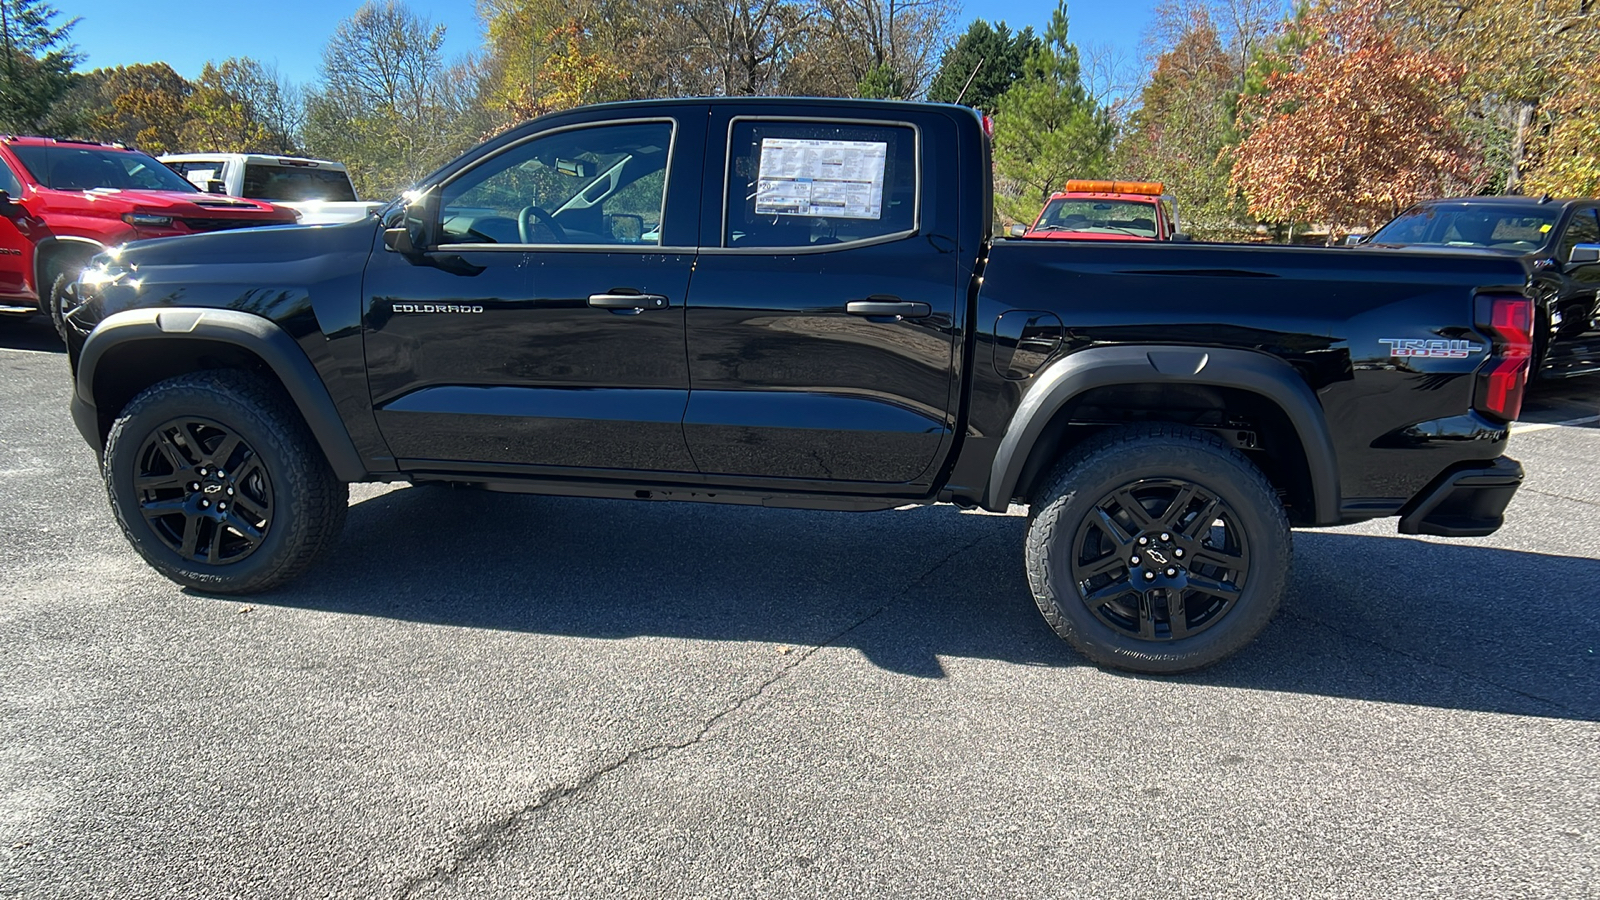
1230,0,1483,237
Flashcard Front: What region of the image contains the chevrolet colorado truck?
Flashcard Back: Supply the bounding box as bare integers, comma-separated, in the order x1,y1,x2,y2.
0,136,298,337
63,99,1531,673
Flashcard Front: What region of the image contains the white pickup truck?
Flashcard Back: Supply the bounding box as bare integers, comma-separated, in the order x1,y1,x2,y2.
159,153,382,225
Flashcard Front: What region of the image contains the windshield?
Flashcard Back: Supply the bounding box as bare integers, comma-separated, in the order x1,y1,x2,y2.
242,164,358,202
1034,198,1160,237
1370,206,1557,251
12,145,199,193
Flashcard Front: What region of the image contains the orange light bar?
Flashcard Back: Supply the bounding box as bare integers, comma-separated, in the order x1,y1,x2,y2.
1063,179,1165,196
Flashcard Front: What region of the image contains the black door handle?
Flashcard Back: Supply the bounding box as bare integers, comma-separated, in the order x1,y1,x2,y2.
846,299,931,319
589,292,669,311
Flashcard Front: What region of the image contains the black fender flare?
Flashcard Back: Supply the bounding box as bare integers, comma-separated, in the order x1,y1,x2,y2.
984,344,1341,524
72,307,368,482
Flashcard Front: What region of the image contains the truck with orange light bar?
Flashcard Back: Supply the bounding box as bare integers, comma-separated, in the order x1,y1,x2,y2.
60,98,1533,676
1012,180,1186,241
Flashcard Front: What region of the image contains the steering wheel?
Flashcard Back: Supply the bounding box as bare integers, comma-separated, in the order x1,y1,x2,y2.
517,205,566,243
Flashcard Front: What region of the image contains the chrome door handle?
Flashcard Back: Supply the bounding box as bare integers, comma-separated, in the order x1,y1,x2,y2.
588,292,669,311
846,299,931,318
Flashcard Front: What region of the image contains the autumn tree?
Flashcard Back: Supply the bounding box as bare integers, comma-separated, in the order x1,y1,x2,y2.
926,19,1040,110
0,0,79,131
83,62,192,152
1119,6,1245,237
1396,0,1600,193
304,0,485,198
1524,66,1600,198
1230,0,1482,240
990,1,1115,224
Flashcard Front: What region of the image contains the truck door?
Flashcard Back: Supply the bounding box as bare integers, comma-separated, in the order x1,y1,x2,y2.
0,157,31,302
682,108,963,487
362,112,705,474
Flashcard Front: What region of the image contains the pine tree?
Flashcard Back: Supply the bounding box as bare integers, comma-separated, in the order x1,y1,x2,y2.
926,19,1040,111
0,0,79,132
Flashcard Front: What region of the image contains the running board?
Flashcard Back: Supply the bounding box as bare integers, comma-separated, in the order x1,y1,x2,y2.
0,303,40,314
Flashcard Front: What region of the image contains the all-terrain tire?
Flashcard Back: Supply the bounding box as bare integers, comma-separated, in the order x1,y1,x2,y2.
1024,423,1291,674
103,370,348,593
47,266,84,341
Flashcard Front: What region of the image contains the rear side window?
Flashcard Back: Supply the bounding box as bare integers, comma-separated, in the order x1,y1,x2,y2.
723,119,918,249
241,165,358,202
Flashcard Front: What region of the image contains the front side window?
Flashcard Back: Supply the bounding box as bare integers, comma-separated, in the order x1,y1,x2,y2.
723,119,917,249
0,158,20,196
438,121,673,246
12,146,199,193
242,165,358,202
1558,209,1600,261
167,160,227,189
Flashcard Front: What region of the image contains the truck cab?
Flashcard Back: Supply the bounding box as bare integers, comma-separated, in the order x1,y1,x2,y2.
160,153,382,226
1016,180,1183,241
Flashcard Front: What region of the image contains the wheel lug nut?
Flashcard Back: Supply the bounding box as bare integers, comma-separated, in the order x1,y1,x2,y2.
1130,555,1140,566
1174,548,1184,558
218,502,226,511
1138,536,1149,546
198,468,207,476
1160,532,1171,541
190,483,200,491
1166,568,1177,577
226,487,234,496
200,500,210,508
1143,571,1155,581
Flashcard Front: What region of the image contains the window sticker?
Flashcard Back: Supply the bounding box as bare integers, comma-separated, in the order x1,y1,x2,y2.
754,138,888,220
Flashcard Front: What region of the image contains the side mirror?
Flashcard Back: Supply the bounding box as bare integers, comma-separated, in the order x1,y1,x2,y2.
1344,234,1366,246
384,192,434,256
1569,243,1600,265
0,189,24,220
1008,224,1027,238
1171,231,1192,242
205,179,228,194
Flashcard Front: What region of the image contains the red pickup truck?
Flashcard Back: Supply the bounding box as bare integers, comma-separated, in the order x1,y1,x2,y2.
0,136,297,337
1015,180,1185,241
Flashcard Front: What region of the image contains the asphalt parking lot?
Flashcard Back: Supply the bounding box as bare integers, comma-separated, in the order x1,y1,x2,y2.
1,314,1596,899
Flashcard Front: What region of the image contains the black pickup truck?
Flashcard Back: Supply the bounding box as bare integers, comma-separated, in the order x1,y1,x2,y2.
63,98,1531,673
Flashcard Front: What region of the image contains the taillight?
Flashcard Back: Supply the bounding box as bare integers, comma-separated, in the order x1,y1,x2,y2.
1473,293,1533,421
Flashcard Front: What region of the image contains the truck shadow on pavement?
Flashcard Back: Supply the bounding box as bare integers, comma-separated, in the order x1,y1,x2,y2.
0,317,65,354
235,485,1597,722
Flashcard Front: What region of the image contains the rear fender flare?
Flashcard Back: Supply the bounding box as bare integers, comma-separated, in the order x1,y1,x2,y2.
985,344,1340,524
74,307,367,482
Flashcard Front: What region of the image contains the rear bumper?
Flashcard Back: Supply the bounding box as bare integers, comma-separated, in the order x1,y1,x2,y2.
1398,456,1523,537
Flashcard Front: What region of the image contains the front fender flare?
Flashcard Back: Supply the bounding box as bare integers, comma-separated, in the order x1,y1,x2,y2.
72,307,368,482
984,344,1341,524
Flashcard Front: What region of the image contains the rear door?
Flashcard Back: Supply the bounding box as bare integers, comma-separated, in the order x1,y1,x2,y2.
363,110,706,474
681,106,964,488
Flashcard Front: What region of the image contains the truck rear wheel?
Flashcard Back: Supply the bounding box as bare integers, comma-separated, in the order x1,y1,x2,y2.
103,370,348,594
1024,424,1291,674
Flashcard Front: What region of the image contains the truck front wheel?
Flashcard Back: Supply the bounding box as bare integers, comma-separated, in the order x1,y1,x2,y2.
1024,424,1291,674
103,370,348,594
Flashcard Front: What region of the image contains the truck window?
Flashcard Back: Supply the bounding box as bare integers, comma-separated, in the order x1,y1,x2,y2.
722,119,917,249
436,120,673,247
167,160,226,189
241,165,359,202
1558,209,1600,261
0,158,20,196
1036,198,1159,237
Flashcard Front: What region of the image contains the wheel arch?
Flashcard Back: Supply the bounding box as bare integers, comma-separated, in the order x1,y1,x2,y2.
72,307,367,482
33,236,105,294
985,345,1341,526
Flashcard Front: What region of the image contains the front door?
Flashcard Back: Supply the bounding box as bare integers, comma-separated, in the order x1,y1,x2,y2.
364,116,702,474
682,109,962,486
0,158,31,302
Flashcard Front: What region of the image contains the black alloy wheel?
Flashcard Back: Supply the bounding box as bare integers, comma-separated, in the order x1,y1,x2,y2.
1025,424,1291,674
133,417,273,565
104,370,347,594
1068,478,1250,642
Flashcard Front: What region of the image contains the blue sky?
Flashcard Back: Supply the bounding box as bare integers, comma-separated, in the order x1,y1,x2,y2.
59,0,1159,87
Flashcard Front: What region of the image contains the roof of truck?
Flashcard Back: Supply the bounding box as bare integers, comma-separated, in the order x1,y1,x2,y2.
158,152,349,171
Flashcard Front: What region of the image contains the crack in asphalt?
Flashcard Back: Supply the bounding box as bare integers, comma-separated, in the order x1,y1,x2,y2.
1519,486,1600,509
1283,609,1587,718
395,531,996,898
